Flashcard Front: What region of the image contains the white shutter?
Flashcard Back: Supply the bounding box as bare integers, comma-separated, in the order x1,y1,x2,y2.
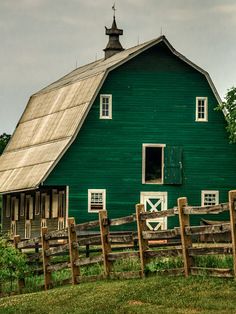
14,198,19,221
45,194,50,219
52,189,58,218
20,193,25,216
29,196,34,220
6,195,11,217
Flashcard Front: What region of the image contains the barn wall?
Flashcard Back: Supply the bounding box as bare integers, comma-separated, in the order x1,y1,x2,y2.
44,42,235,227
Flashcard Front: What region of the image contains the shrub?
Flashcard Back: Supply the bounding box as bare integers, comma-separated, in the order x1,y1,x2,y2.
0,236,29,290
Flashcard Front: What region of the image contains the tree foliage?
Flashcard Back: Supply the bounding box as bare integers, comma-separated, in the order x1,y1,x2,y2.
217,86,236,143
0,237,28,285
0,133,11,155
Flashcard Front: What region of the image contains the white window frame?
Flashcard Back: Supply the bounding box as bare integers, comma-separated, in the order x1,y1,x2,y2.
88,189,106,213
142,144,166,184
201,190,219,207
100,94,112,119
196,97,208,122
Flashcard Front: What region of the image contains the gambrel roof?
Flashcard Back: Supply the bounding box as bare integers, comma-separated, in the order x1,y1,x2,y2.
0,35,222,193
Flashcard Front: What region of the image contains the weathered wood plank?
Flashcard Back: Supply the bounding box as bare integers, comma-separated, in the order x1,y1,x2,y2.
140,208,177,220
77,274,106,283
17,237,41,249
68,218,80,285
75,220,100,231
185,223,231,236
150,268,184,276
178,197,192,277
109,234,134,243
142,228,180,240
110,271,142,280
78,235,101,246
48,262,70,272
99,210,112,277
136,204,148,278
108,251,139,261
41,227,52,290
75,254,103,266
45,243,69,257
109,215,136,226
184,203,229,215
190,267,233,277
229,190,236,278
45,229,68,240
144,248,182,258
189,246,232,256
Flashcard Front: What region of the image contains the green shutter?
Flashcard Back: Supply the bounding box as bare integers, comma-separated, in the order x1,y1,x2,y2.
164,146,183,184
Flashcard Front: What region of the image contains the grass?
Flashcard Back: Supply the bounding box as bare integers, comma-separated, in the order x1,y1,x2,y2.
1,275,236,313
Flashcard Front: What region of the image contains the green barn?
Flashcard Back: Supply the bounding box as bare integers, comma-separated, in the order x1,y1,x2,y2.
0,17,235,239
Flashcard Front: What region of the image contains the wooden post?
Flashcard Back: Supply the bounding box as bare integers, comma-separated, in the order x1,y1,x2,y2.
99,210,112,278
13,235,25,293
178,197,192,277
41,227,52,290
136,204,148,278
68,217,80,284
229,190,236,278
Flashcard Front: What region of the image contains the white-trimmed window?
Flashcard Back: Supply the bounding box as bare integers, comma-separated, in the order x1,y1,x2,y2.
142,144,166,184
88,189,106,212
100,94,112,119
196,97,208,122
201,191,219,206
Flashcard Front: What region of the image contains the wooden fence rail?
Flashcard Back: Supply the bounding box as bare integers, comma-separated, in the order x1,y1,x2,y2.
12,189,236,294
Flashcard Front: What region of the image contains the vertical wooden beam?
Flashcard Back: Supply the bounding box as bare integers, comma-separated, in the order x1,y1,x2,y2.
178,197,192,277
68,217,80,284
13,235,25,293
136,204,148,278
41,227,52,290
99,210,112,278
229,190,236,278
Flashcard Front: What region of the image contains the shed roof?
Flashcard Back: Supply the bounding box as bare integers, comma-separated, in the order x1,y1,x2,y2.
0,36,222,193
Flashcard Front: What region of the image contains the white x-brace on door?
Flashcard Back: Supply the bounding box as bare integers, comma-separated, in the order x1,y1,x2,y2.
140,192,168,231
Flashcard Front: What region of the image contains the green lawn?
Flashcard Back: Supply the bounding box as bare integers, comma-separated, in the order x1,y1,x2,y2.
1,276,236,314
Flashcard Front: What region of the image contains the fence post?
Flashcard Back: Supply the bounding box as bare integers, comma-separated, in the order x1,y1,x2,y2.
99,210,112,278
136,203,148,278
41,227,52,290
68,217,80,284
229,190,236,278
13,235,25,293
178,197,192,277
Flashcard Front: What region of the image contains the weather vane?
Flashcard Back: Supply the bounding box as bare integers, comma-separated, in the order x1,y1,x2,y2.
112,2,116,18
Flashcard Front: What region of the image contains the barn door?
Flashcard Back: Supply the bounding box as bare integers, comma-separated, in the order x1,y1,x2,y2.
140,192,167,230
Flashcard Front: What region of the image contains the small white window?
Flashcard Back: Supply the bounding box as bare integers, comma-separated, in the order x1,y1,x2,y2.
100,95,112,119
88,189,106,213
201,190,219,206
196,97,208,122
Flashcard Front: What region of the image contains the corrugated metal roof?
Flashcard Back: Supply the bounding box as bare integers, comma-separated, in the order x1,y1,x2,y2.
0,36,222,193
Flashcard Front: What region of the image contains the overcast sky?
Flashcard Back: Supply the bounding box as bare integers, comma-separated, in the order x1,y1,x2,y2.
0,0,236,134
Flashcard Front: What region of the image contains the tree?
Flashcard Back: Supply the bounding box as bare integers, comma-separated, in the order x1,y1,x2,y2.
0,133,11,155
217,86,236,143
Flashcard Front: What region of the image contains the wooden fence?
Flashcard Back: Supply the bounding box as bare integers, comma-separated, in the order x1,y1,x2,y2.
12,190,236,294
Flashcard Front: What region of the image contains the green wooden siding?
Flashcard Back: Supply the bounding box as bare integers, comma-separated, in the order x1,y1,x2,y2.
44,42,235,228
